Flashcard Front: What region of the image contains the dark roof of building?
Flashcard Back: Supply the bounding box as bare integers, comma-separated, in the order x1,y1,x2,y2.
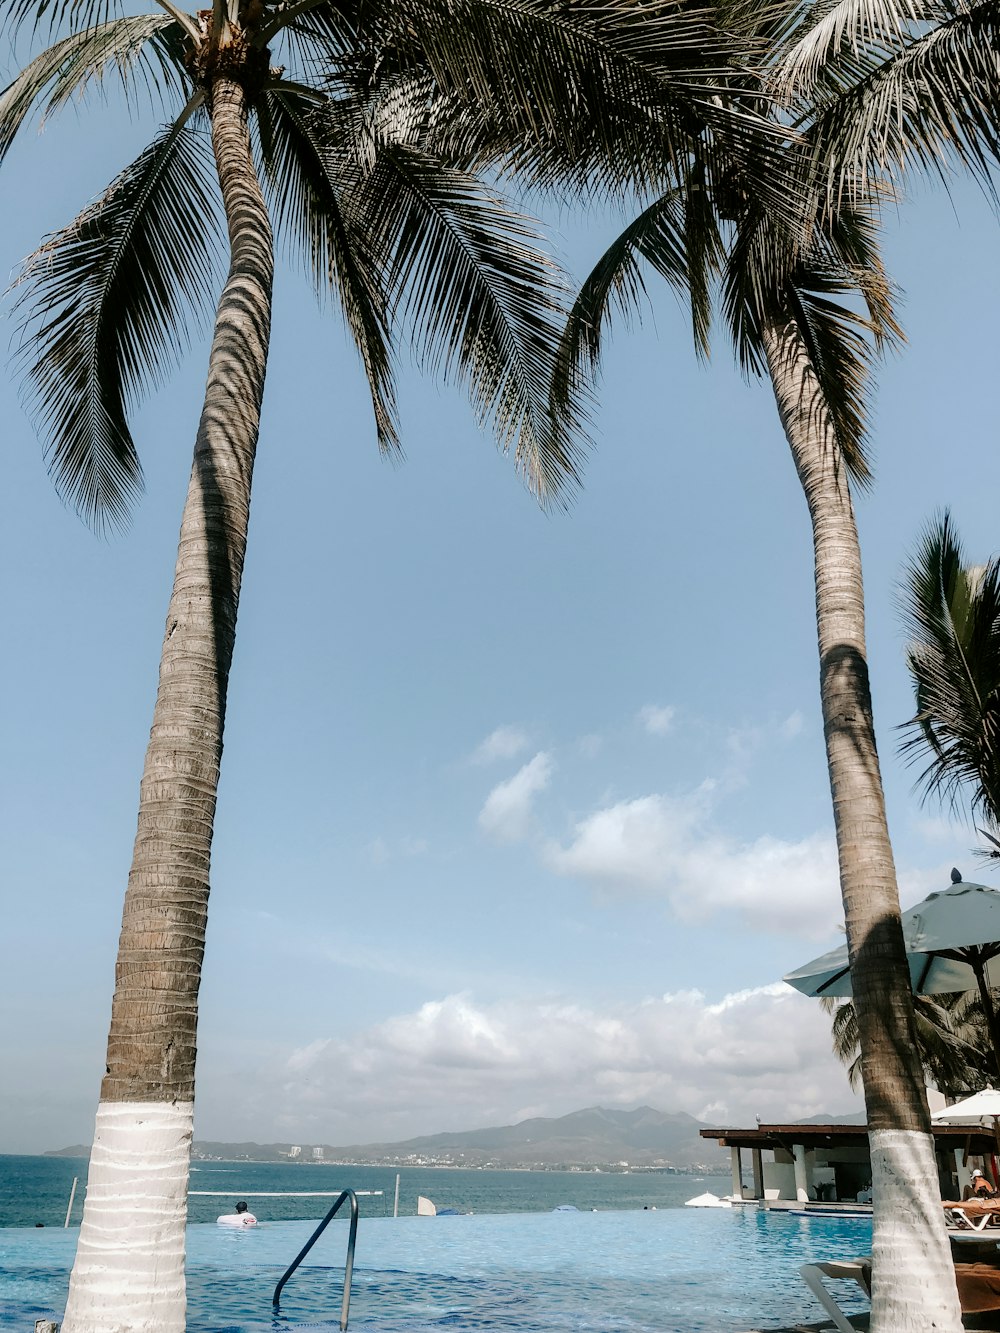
700,1124,998,1151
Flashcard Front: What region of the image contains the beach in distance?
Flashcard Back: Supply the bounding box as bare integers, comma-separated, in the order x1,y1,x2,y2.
0,1155,732,1229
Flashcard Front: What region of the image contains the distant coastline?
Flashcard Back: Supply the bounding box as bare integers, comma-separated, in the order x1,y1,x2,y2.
42,1104,730,1173
43,1147,721,1174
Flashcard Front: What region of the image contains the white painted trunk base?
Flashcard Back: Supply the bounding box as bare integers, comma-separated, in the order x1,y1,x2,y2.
61,1101,192,1333
869,1128,963,1332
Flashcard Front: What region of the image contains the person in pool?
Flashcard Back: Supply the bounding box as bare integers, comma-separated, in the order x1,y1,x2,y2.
217,1200,258,1227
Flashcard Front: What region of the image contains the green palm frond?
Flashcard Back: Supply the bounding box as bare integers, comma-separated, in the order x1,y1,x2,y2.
0,13,185,161
823,991,991,1095
553,180,724,422
353,137,590,502
258,84,400,450
899,513,1000,826
13,108,221,529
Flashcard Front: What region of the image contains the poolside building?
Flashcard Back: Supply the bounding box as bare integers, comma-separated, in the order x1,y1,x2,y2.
699,1121,999,1205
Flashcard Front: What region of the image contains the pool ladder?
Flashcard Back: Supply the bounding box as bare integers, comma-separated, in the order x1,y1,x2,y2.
272,1188,359,1330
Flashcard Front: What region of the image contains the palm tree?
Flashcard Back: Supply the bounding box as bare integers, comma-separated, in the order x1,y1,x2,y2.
554,72,965,1332
824,992,995,1098
2,2,786,1328
899,512,1000,849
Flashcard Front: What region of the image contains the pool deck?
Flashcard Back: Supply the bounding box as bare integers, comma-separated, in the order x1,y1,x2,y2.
743,1317,1000,1332
740,1319,869,1332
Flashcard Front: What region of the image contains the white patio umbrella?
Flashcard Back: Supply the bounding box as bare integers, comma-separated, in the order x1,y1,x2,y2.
930,1089,1000,1124
784,871,1000,1073
931,1088,1000,1158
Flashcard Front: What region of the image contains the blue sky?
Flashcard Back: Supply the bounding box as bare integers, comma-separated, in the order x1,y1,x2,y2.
2,75,999,1155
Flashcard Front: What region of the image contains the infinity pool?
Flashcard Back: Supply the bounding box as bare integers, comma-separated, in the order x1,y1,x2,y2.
0,1207,873,1332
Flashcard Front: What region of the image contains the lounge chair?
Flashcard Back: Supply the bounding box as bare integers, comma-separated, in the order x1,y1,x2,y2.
949,1206,998,1232
947,1201,1000,1230
799,1258,871,1333
801,1248,1000,1332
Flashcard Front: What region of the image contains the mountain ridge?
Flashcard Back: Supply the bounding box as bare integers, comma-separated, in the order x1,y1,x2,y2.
43,1104,858,1169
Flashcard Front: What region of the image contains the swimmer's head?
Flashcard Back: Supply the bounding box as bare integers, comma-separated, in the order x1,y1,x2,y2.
236,1201,249,1213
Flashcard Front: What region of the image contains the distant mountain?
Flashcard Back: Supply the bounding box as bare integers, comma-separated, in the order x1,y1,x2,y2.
46,1105,730,1169
337,1105,722,1168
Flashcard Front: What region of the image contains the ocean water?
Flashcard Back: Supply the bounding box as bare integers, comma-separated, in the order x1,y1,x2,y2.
0,1157,875,1331
0,1156,732,1227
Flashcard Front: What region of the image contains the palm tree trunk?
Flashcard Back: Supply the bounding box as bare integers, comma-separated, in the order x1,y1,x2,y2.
762,312,962,1332
62,75,273,1333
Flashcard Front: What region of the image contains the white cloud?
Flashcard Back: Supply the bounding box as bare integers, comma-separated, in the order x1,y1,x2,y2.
479,752,553,842
897,859,975,910
472,726,530,765
367,835,429,865
231,986,858,1143
780,711,804,740
545,791,842,937
639,704,675,737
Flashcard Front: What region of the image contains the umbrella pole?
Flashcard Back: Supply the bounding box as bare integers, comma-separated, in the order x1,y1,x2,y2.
972,957,1000,1082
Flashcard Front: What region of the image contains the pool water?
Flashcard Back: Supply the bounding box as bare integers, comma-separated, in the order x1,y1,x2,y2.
0,1208,874,1332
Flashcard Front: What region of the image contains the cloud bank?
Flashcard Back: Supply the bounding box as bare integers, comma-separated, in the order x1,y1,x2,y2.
212,984,858,1144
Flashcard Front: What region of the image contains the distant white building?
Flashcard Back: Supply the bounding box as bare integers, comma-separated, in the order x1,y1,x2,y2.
312,1147,324,1161
288,1146,301,1159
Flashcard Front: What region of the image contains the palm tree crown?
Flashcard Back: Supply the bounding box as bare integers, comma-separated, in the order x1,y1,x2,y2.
900,513,1000,849
3,2,612,523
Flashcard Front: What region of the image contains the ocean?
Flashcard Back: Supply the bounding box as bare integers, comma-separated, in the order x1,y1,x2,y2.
0,1155,732,1228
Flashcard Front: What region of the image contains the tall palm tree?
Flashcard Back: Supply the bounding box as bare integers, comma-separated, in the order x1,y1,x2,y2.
554,75,964,1333
2,2,786,1329
899,512,1000,847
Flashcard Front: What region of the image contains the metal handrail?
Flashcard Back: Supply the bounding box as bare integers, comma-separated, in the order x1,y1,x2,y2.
272,1188,359,1330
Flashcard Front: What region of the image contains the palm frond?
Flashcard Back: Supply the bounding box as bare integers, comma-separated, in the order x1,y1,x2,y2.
256,84,400,451
0,13,186,162
824,991,993,1096
553,180,724,422
798,0,1000,197
350,137,591,502
354,0,789,201
12,108,221,530
5,0,128,35
265,0,359,73
899,513,1000,826
722,190,900,484
773,0,920,101
260,0,354,47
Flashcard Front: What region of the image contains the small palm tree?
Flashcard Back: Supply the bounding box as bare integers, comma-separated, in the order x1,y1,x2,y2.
2,1,787,1328
899,513,1000,846
824,992,995,1099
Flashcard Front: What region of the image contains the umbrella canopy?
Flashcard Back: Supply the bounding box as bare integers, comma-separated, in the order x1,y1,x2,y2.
931,1088,1000,1124
784,873,1000,1079
783,876,1000,1000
